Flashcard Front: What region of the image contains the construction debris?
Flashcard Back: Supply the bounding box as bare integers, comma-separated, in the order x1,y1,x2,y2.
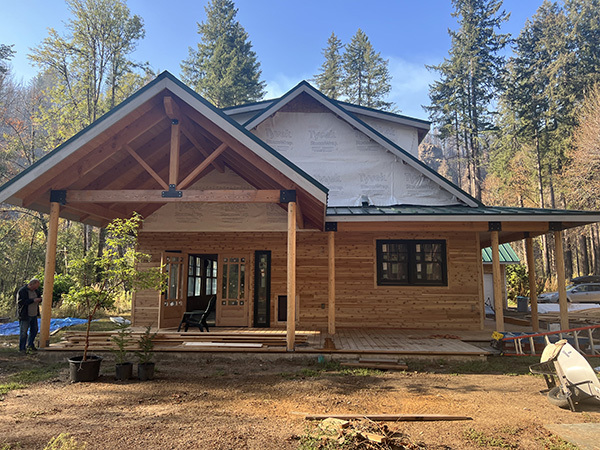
306,418,428,449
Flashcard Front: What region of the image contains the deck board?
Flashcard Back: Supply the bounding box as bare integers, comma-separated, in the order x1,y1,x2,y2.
47,326,490,357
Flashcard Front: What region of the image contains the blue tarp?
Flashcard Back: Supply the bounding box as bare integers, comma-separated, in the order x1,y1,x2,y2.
0,317,89,336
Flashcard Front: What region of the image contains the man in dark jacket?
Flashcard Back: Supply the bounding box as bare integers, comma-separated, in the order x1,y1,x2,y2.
16,279,42,353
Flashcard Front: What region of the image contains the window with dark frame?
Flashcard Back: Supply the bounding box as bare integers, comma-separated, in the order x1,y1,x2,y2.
377,239,447,286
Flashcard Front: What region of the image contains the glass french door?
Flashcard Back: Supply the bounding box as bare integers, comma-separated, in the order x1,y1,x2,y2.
217,255,249,327
159,252,186,328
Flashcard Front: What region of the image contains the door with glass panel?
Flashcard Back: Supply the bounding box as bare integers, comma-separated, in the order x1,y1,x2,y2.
158,252,187,328
217,255,249,327
186,254,218,325
254,251,271,327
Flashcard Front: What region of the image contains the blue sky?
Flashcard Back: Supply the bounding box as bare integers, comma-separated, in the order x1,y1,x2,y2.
2,0,543,118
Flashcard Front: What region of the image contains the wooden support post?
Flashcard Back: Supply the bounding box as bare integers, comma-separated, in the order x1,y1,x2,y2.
555,230,569,330
169,120,180,187
491,231,504,332
328,231,336,335
40,202,60,348
526,236,539,332
287,201,297,351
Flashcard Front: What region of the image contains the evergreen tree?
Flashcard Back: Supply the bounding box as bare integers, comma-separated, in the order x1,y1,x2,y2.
427,0,510,201
0,44,15,75
342,29,393,110
314,32,344,100
181,0,266,108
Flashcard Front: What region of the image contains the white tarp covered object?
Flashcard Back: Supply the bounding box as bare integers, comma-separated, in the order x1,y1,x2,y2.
254,111,460,207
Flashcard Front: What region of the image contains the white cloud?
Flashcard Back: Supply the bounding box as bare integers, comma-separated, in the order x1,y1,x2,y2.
265,72,312,100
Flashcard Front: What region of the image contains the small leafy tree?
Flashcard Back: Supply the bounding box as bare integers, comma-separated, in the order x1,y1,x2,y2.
64,214,164,361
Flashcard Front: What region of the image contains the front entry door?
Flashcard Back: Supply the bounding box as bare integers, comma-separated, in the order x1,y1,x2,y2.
159,252,186,328
217,255,249,327
187,254,218,312
254,251,271,327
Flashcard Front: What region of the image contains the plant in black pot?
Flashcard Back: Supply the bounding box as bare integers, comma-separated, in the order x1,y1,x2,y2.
135,325,157,381
111,322,133,380
64,214,164,382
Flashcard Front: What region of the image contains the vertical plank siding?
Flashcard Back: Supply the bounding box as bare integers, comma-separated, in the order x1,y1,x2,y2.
133,230,482,330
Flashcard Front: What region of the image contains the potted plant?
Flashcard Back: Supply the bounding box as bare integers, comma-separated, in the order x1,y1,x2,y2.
136,325,157,381
64,214,164,382
111,322,133,380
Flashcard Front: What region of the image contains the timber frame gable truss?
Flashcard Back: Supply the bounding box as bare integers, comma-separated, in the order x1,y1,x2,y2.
0,72,328,230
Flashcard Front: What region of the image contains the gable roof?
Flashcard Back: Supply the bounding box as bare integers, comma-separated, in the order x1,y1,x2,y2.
239,81,482,208
0,72,328,206
0,72,329,227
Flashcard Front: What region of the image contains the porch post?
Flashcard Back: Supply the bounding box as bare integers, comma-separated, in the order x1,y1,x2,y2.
287,201,297,351
526,236,539,332
40,201,60,348
491,231,504,332
554,230,569,330
328,231,336,335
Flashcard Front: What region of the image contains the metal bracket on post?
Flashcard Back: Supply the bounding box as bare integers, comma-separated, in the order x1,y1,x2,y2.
549,222,564,231
325,222,337,232
161,184,182,198
488,221,502,232
49,190,67,205
280,190,296,203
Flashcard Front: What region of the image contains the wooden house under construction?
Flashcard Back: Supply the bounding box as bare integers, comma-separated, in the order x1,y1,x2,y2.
1,71,599,350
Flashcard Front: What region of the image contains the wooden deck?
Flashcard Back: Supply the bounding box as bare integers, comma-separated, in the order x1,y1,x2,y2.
49,326,492,359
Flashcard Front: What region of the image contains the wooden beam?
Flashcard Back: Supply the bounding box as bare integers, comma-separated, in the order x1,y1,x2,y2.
40,202,60,348
163,96,180,120
178,143,227,190
66,189,281,203
169,120,180,187
555,230,569,330
165,95,225,173
526,237,539,332
123,144,169,190
181,122,225,173
287,201,297,351
476,232,485,330
22,108,166,206
328,231,336,335
491,231,504,332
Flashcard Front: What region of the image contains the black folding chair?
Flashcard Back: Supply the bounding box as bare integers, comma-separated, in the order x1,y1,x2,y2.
177,296,216,332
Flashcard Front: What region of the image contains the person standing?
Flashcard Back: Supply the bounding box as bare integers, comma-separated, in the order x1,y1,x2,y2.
16,278,42,353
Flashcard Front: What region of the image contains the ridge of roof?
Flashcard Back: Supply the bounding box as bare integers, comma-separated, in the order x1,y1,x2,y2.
242,80,483,208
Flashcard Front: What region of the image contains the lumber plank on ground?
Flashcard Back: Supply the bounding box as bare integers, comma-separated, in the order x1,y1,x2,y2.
305,414,472,422
340,362,408,371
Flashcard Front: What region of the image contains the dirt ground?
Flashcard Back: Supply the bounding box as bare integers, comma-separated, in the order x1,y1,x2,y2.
0,350,598,449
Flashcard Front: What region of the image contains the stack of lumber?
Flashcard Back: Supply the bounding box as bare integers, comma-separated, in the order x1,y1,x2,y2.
51,330,309,352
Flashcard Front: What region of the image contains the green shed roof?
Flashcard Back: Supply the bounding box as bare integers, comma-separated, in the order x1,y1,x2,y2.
482,243,520,264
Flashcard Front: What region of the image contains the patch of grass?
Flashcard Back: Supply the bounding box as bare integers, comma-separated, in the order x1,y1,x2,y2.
43,433,87,450
0,382,26,396
338,367,385,376
9,364,62,384
0,364,62,399
463,427,517,448
538,435,579,450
